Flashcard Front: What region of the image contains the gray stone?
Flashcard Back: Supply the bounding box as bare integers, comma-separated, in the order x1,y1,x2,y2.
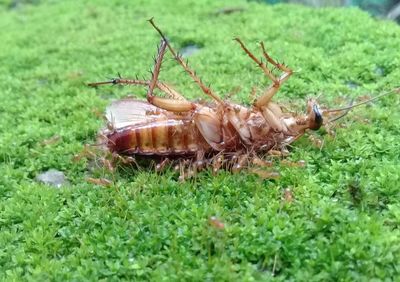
36,169,68,188
180,45,201,58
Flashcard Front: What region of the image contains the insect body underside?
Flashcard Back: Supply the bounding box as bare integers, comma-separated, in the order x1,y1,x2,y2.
103,98,300,159
105,99,211,156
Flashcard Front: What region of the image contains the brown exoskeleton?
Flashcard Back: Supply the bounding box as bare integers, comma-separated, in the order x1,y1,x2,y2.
89,19,398,180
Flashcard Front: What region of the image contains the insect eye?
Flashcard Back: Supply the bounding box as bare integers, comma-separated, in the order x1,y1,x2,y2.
310,104,323,130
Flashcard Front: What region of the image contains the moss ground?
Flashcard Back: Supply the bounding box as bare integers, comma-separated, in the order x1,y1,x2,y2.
1,0,399,280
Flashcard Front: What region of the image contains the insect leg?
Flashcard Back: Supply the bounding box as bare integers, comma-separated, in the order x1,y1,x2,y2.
260,42,292,74
235,38,278,84
248,154,281,179
268,149,289,157
231,153,249,173
234,38,293,109
148,18,224,105
255,44,293,108
212,154,224,175
178,159,190,182
251,156,273,167
89,78,187,101
155,158,170,172
155,82,187,100
146,39,196,112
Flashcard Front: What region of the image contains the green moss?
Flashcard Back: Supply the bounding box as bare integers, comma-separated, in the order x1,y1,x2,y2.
1,0,399,280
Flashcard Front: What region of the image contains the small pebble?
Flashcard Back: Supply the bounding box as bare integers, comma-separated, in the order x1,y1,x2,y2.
36,169,68,188
374,66,384,76
180,44,201,58
346,81,358,89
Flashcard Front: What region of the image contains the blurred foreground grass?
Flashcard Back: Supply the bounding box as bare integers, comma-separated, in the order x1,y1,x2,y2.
0,0,400,280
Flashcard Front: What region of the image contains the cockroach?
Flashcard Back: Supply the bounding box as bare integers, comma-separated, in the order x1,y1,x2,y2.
88,19,399,179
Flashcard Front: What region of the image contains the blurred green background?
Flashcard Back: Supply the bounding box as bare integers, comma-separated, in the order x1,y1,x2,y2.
2,0,400,23
262,0,400,21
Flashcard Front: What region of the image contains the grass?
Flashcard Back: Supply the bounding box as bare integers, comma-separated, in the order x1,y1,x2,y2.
1,0,399,280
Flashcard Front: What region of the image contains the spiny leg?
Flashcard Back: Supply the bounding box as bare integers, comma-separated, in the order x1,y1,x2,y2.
234,38,278,84
260,42,292,74
145,39,195,112
234,38,293,109
267,149,289,157
111,39,194,113
148,18,224,105
155,158,170,172
231,153,249,173
112,153,138,167
154,82,187,101
177,159,192,182
89,77,187,101
88,40,189,103
258,42,293,106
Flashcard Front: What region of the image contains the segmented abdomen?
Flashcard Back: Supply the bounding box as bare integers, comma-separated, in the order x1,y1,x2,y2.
106,119,211,156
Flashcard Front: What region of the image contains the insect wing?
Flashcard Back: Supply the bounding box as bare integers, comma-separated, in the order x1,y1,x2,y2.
105,98,159,129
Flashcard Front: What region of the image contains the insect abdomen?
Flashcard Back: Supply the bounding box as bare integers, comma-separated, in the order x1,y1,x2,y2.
106,119,210,156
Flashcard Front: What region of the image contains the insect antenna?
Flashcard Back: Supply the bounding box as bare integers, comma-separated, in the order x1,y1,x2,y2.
327,100,353,123
322,88,399,124
325,88,399,114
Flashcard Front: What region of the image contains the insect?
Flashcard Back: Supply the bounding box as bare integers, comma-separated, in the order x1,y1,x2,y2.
88,19,398,180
